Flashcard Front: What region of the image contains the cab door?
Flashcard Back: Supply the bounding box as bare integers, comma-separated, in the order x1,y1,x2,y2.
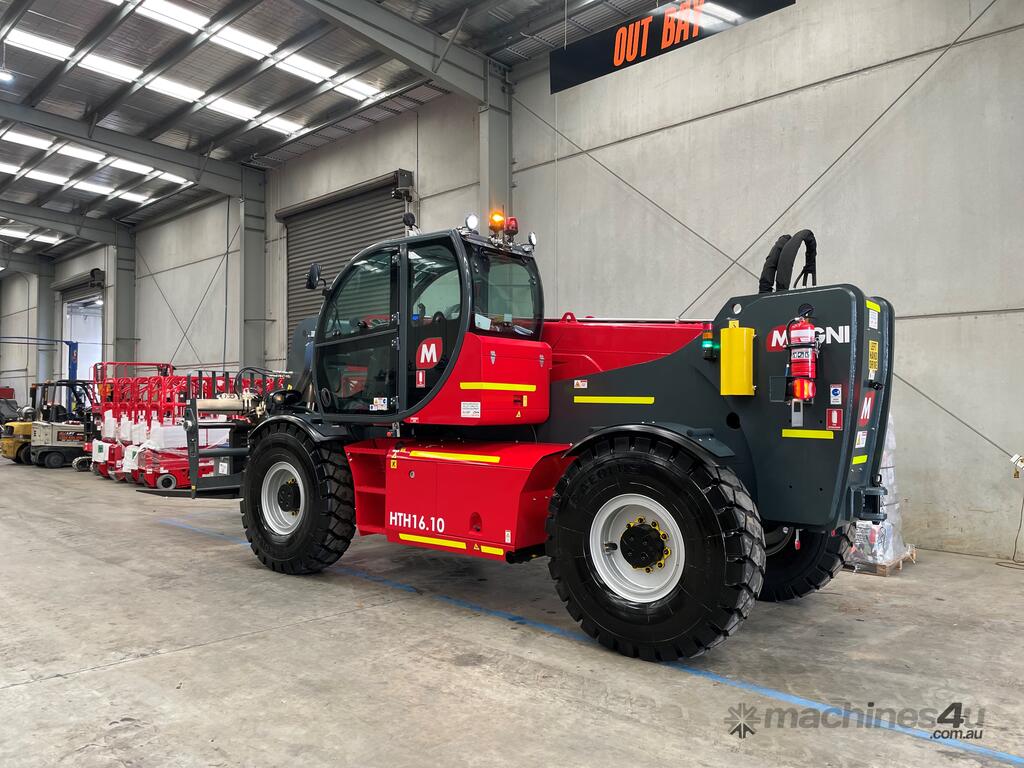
403,236,465,409
315,247,400,417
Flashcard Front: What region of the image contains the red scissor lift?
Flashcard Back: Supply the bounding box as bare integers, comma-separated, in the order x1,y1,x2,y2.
89,362,174,479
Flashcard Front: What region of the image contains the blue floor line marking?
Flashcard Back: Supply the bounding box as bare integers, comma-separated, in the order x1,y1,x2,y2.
158,518,1024,766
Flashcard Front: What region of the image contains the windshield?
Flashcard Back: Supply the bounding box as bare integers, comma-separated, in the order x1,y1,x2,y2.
469,246,542,339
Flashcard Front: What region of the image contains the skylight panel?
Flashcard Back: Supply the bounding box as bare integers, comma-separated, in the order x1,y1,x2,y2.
33,234,63,244
146,76,204,102
0,162,21,175
158,172,188,184
207,98,259,121
137,0,208,34
117,191,150,204
5,29,74,60
57,145,107,163
3,131,53,150
79,54,142,82
279,54,335,83
74,181,116,195
264,117,303,135
212,27,276,59
111,158,154,174
26,169,69,185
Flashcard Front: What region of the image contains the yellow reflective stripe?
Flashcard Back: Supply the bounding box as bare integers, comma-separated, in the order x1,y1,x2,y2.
851,455,868,465
460,382,537,392
480,545,504,556
866,300,881,312
574,395,655,405
408,450,501,464
781,429,835,440
399,533,467,550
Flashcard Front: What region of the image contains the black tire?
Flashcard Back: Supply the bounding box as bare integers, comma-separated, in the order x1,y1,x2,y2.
12,448,23,464
72,456,91,472
156,473,177,490
44,451,65,469
758,525,854,602
546,435,765,661
16,444,31,465
240,423,355,575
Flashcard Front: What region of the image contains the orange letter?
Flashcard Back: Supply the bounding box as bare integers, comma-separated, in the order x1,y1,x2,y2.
691,0,704,39
638,16,653,58
661,5,677,49
677,1,691,43
613,25,628,66
624,20,640,62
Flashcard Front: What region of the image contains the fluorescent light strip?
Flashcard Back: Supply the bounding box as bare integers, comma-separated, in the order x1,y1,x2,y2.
136,0,208,34
57,145,107,163
3,130,52,150
207,97,259,121
26,169,70,184
212,27,276,59
116,191,150,204
264,117,303,135
146,76,204,102
158,172,188,184
5,29,74,60
110,158,153,174
74,181,115,195
79,54,142,82
0,162,21,175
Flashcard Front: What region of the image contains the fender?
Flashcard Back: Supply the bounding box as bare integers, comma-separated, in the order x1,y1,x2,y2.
248,414,351,446
565,422,735,465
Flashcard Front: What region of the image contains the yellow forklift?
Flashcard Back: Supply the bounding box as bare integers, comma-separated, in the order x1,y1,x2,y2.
1,387,37,465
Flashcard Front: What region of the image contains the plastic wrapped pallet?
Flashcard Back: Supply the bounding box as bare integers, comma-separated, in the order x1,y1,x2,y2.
102,413,117,439
851,412,912,565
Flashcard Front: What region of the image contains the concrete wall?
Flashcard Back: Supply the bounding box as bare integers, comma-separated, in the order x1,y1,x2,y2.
0,272,39,403
510,0,1024,558
264,93,480,369
134,199,241,371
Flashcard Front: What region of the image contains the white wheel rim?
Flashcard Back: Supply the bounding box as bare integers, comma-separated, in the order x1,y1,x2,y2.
261,460,306,536
588,493,686,604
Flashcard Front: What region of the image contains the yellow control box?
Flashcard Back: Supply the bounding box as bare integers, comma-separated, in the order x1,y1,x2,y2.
719,323,755,396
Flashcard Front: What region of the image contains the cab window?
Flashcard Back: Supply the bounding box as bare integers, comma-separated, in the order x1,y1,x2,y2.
469,248,542,339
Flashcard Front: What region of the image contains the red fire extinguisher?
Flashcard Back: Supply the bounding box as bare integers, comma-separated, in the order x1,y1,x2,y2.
787,314,819,401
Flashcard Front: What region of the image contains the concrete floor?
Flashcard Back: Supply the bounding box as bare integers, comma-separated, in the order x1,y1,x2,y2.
1,463,1022,768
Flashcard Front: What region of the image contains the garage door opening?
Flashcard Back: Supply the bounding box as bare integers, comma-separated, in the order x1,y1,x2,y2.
63,295,103,380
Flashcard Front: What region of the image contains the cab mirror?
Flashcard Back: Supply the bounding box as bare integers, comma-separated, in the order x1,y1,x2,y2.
305,263,323,290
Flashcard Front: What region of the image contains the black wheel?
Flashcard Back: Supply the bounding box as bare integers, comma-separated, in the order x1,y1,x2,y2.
72,456,91,472
547,435,765,661
758,525,854,602
17,444,31,465
156,473,177,490
240,423,355,575
44,452,65,469
12,447,24,464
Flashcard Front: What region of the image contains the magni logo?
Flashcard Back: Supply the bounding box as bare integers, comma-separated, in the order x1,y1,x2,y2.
766,325,850,352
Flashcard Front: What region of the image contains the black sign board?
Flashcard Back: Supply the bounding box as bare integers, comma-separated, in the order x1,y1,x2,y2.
549,1,794,93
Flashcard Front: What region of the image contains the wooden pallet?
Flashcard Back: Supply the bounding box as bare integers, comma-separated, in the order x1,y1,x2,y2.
846,546,917,577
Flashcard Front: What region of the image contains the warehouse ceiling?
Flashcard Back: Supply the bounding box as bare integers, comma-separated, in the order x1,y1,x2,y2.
0,0,661,261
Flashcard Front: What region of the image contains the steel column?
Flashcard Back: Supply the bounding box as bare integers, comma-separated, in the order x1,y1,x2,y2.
239,166,266,368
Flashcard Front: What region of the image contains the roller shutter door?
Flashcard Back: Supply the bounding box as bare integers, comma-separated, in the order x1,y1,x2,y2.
284,183,406,344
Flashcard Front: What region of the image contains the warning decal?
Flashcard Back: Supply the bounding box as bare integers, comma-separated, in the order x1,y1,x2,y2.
826,408,843,431
868,339,879,372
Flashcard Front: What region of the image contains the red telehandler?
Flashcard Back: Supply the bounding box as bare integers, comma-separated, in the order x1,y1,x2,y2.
181,214,893,661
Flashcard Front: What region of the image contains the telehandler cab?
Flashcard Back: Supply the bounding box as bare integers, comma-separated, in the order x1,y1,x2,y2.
185,213,893,661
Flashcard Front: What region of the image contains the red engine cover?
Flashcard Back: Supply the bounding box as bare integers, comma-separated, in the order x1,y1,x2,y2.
409,333,551,426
